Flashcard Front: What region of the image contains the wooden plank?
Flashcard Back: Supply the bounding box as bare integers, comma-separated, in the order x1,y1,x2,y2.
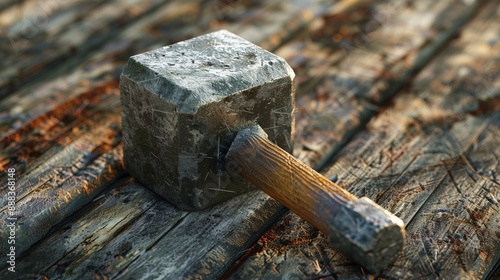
0,0,179,99
0,102,121,202
0,86,122,270
0,178,184,279
0,146,124,265
0,80,119,172
46,185,188,279
275,0,393,97
293,0,486,168
0,63,118,139
0,178,286,279
392,115,500,279
0,144,124,264
229,1,499,278
224,0,330,52
100,189,284,280
0,0,109,95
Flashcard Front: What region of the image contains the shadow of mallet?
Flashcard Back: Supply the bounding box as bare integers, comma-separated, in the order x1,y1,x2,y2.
120,30,405,273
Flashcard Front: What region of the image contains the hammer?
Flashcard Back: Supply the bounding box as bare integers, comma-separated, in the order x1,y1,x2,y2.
120,30,405,273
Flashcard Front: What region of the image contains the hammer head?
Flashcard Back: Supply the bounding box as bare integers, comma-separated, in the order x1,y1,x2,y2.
329,197,405,273
120,30,295,211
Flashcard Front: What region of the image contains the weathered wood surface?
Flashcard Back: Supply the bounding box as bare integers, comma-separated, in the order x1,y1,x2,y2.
292,0,487,169
0,0,191,99
229,1,500,278
0,0,496,279
0,83,124,263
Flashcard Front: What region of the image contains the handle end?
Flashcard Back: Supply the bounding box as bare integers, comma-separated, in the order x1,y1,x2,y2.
329,197,405,274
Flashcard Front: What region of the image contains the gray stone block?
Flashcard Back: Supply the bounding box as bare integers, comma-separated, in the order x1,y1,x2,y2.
120,30,295,210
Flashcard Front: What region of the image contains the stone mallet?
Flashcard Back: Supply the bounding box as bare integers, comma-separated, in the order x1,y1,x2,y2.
120,30,405,273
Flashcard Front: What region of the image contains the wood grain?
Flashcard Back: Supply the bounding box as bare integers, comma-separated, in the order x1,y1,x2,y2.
226,126,356,235
0,145,124,265
292,0,486,169
0,0,182,99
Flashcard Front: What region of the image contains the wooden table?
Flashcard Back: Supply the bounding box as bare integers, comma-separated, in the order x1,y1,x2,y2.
0,0,498,279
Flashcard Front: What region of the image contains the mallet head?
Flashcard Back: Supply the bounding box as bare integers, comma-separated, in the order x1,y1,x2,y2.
120,30,295,211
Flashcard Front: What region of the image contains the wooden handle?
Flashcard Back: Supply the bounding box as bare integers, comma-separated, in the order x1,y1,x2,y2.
225,125,357,235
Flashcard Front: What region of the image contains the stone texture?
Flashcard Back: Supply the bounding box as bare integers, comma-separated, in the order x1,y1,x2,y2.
120,30,295,211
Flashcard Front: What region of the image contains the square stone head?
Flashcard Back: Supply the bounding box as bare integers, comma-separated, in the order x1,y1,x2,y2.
120,30,295,211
